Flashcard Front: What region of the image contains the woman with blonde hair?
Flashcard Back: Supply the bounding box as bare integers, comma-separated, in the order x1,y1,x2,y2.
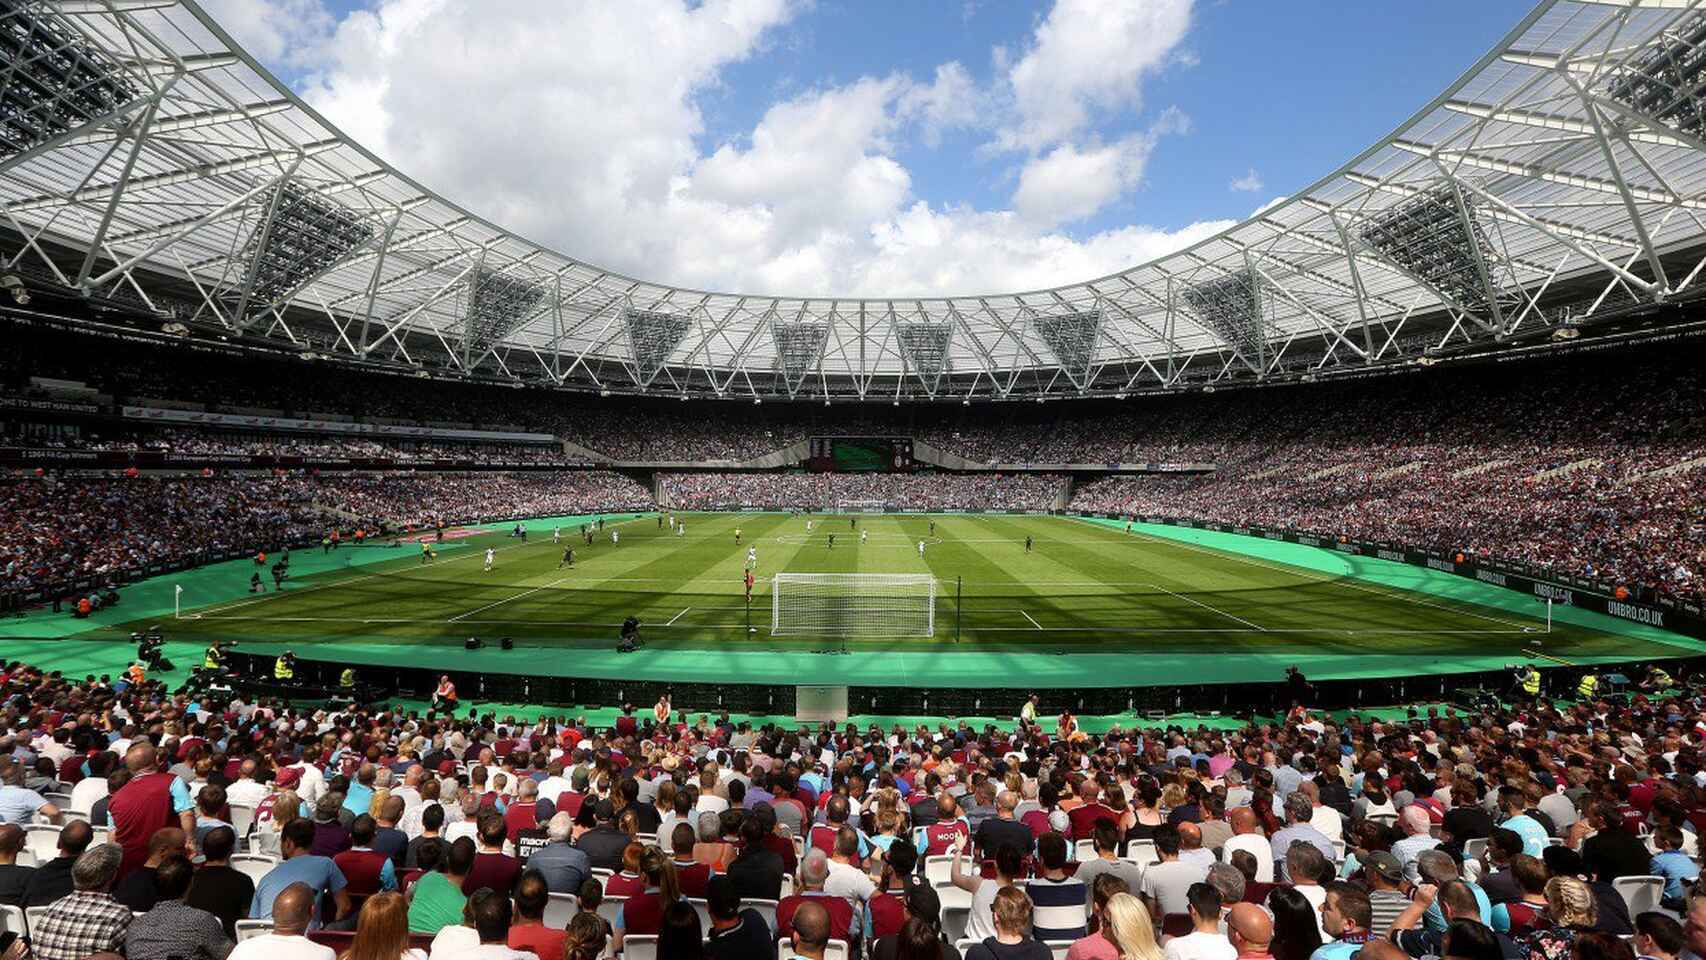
1101,893,1163,960
339,891,425,960
253,786,303,857
1521,876,1598,960
367,787,392,821
1067,878,1148,960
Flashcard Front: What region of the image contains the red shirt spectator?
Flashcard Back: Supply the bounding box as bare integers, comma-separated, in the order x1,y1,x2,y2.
777,891,854,945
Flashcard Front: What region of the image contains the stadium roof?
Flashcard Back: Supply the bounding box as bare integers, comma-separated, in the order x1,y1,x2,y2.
5,0,1706,401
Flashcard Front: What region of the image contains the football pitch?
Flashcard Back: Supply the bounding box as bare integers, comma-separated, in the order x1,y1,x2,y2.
122,511,1667,665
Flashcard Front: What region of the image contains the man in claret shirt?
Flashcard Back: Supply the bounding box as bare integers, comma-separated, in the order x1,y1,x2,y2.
108,741,195,881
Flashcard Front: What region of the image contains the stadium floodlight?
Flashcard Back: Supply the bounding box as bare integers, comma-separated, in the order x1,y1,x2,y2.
622,306,692,387
460,267,545,361
1182,268,1273,368
769,319,829,395
1358,184,1502,316
1030,309,1102,388
0,2,142,159
241,182,375,307
894,320,952,394
1603,12,1706,141
771,573,936,638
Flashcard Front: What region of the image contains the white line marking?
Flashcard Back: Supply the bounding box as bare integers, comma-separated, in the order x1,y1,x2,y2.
187,516,647,617
448,574,575,623
1076,516,1536,630
1021,611,1042,630
1144,581,1267,631
667,607,691,626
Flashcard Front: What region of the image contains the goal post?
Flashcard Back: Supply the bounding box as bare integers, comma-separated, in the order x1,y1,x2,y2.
771,573,937,637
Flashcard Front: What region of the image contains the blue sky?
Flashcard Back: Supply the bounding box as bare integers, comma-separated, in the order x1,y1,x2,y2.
221,0,1538,296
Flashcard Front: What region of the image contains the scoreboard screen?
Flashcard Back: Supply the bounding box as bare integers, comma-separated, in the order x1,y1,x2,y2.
806,437,915,472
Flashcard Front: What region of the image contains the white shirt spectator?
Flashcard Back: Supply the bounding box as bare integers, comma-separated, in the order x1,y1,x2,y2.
1165,931,1238,960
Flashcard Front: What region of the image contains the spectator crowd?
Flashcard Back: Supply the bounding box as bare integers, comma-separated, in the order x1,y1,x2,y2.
0,658,1696,959
660,472,1065,512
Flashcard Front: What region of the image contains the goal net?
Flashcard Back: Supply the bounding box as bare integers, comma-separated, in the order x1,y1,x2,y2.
834,500,888,514
771,573,937,637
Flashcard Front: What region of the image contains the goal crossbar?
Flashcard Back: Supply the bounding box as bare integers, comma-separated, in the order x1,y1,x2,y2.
771,573,937,637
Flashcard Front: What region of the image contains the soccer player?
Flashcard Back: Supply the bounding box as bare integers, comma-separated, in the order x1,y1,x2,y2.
744,568,754,601
559,547,575,569
553,526,561,544
1125,520,1133,533
828,534,835,550
929,520,935,535
734,528,742,544
598,518,604,531
611,530,620,545
850,517,856,529
676,523,685,537
917,540,926,558
806,519,814,532
859,530,867,545
746,546,757,568
484,547,495,571
1025,535,1033,553
658,515,664,529
420,542,432,564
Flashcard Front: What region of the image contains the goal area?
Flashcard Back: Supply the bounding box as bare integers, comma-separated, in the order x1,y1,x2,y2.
834,499,888,514
771,573,937,637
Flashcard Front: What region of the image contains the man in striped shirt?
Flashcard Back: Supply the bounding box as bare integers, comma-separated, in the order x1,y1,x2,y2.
1024,833,1087,943
1361,851,1411,936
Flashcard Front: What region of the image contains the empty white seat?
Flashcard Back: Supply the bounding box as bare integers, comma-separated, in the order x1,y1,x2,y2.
229,853,278,886
923,855,955,887
0,904,24,937
1613,875,1666,917
595,895,627,928
624,934,659,960
23,825,61,864
543,891,579,928
777,937,849,960
235,919,274,942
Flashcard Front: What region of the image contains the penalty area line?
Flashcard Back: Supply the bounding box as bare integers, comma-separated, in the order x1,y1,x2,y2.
1144,580,1267,631
1021,611,1042,630
666,607,692,626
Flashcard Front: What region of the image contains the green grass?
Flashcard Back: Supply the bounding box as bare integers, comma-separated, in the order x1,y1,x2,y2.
91,511,1661,663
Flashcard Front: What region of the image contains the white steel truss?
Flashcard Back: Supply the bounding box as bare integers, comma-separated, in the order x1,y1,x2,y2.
4,0,1706,400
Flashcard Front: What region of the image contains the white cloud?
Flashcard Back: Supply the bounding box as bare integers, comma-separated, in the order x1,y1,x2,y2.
1012,108,1187,226
1229,168,1264,192
998,0,1194,151
210,0,1216,299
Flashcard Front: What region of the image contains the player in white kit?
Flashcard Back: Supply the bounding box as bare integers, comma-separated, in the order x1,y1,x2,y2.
860,530,867,544
484,548,495,571
611,530,620,545
552,527,561,544
917,540,926,558
746,546,757,568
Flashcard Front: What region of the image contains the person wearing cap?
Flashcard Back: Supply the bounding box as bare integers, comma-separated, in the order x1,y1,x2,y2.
573,799,629,871
1360,851,1411,935
705,874,772,959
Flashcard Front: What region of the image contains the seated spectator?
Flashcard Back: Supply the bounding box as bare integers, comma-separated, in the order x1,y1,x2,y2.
0,824,32,905
963,886,1053,960
1308,882,1372,960
1225,902,1274,960
453,887,531,959
1027,832,1088,942
787,899,834,960
339,890,422,960
123,854,231,960
1268,887,1324,960
522,811,588,894
725,814,785,901
1144,823,1211,921
1167,882,1236,960
616,845,684,951
407,836,472,934
250,817,350,930
507,869,565,959
32,843,132,960
186,825,254,938
705,873,773,959
334,814,399,905
1632,912,1684,960
113,826,187,913
1649,826,1698,910
22,818,92,907
228,882,333,960
658,899,704,957
779,850,856,946
562,910,609,960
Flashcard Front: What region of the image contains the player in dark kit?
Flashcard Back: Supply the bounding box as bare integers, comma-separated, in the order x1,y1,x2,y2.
1025,536,1032,553
827,534,835,550
559,547,575,569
